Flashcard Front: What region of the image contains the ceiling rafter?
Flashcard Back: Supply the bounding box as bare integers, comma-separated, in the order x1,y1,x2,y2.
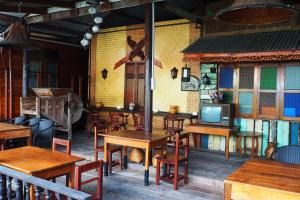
25,0,165,24
0,5,47,14
0,0,75,8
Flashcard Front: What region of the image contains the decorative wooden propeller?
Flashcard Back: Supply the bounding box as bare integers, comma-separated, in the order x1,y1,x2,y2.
114,36,162,70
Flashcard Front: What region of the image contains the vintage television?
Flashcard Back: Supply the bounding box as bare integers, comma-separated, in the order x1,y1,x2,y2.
199,103,235,127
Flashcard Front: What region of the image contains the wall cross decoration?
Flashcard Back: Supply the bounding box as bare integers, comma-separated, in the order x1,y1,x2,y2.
114,36,163,69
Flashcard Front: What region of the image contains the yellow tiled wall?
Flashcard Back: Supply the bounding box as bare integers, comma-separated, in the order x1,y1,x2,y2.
91,20,200,113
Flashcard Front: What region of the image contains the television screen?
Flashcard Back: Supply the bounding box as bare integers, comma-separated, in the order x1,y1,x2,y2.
201,105,222,123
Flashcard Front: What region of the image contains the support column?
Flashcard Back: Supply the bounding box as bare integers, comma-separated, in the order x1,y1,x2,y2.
22,49,29,97
8,49,12,119
144,3,154,133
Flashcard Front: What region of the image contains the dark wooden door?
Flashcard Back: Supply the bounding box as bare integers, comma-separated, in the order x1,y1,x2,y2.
125,62,145,110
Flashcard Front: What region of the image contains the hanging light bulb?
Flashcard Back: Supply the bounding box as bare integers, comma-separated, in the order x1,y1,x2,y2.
94,16,103,24
80,38,89,47
88,6,97,15
92,25,100,33
85,32,93,40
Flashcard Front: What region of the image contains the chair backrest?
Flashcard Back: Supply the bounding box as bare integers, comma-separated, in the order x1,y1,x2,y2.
52,138,71,155
274,145,300,164
174,132,189,164
132,113,144,131
163,115,185,130
94,126,108,149
75,160,103,200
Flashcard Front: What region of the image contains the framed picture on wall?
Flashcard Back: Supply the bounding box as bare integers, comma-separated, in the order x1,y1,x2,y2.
181,75,200,91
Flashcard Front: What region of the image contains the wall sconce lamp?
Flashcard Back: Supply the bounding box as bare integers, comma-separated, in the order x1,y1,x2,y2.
170,67,178,79
181,63,191,82
101,68,108,79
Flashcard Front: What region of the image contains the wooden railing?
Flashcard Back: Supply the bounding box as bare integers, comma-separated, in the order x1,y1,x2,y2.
0,166,92,200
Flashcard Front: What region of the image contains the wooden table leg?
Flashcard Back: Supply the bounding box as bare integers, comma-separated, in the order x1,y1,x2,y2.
124,146,128,169
103,138,108,176
27,130,32,146
144,147,150,186
225,135,229,160
251,136,255,158
68,167,75,188
224,183,232,200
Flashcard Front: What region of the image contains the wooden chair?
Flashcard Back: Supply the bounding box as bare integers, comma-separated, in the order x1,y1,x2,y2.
272,145,300,164
156,132,189,190
52,138,71,155
109,112,129,130
132,113,144,131
94,126,123,174
51,138,71,186
163,115,185,146
75,160,103,200
87,112,107,138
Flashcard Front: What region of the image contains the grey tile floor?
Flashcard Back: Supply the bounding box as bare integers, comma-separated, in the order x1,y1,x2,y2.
55,130,245,200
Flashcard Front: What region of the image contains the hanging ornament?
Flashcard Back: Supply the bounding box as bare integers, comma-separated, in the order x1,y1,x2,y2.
92,25,100,33
85,32,93,40
80,38,89,47
88,6,97,15
94,16,103,24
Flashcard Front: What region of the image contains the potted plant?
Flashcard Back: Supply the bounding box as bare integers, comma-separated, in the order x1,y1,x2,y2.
209,91,223,104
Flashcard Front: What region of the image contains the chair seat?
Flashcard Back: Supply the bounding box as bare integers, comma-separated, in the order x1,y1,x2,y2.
158,153,186,163
96,144,123,153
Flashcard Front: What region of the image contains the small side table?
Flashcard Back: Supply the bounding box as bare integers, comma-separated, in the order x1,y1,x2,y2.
235,131,262,157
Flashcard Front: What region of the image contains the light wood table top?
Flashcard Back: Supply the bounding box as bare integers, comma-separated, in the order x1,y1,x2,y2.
0,122,30,132
225,159,300,200
98,130,169,142
0,146,83,174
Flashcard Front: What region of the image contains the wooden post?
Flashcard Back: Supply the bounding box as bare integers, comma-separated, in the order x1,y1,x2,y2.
67,93,72,140
144,3,154,133
8,49,12,119
22,49,29,97
4,69,8,120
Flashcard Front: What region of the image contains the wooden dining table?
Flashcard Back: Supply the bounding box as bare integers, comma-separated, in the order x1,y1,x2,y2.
0,122,32,150
0,146,83,189
99,130,169,186
224,159,300,200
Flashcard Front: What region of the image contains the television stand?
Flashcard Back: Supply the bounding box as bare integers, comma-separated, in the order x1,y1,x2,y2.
186,123,236,160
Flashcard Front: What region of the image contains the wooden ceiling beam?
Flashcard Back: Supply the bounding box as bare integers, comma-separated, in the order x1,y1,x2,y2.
0,5,47,14
25,0,165,24
0,0,75,8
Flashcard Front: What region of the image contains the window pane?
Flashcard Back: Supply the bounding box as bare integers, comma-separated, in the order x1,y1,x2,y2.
260,67,277,90
259,93,276,115
219,67,233,89
239,67,254,89
239,92,253,114
285,66,300,90
284,93,300,117
222,91,233,104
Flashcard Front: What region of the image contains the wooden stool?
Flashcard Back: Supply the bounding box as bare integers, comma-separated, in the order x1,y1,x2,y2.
235,131,262,157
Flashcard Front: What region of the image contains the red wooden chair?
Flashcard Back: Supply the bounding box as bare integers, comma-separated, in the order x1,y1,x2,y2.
75,160,103,200
51,138,71,186
109,112,129,130
132,113,144,131
163,115,185,147
156,132,189,190
52,138,71,155
94,126,123,174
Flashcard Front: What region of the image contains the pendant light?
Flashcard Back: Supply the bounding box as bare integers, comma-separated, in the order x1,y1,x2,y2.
215,0,296,25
